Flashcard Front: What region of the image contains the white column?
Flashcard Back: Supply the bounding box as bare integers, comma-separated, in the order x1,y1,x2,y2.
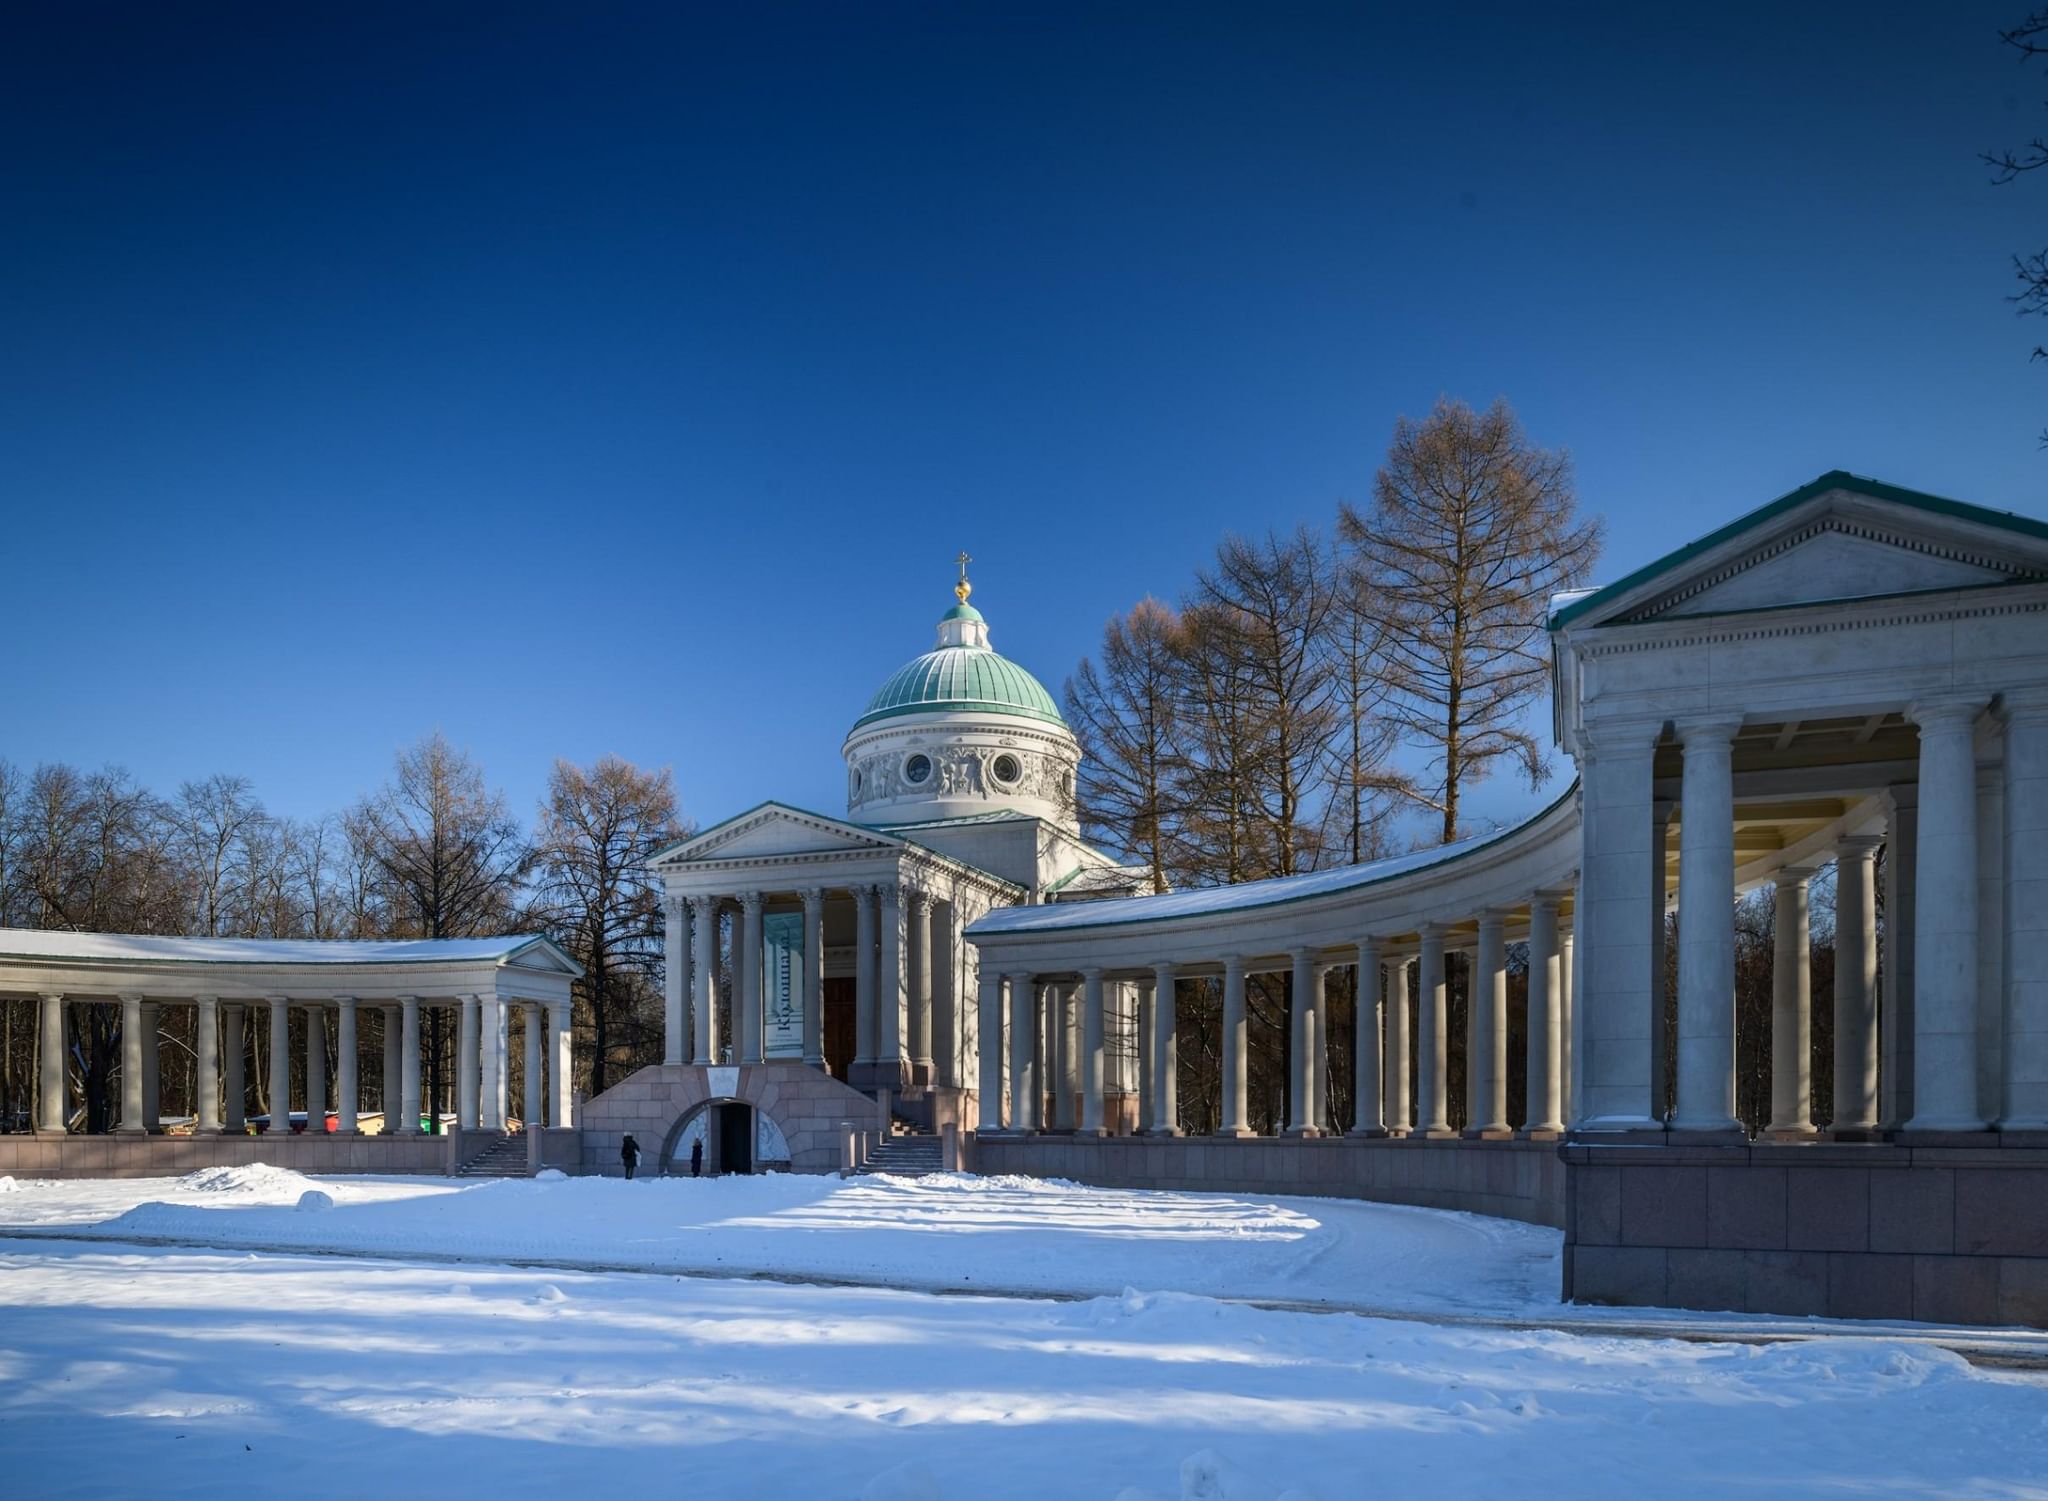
1470,911,1509,1135
907,887,933,1081
1769,866,1817,1135
739,892,764,1065
1310,965,1329,1131
478,995,504,1129
267,994,291,1135
1832,838,1881,1133
1560,914,1577,1121
523,1003,543,1130
36,993,66,1134
1150,961,1179,1134
1526,896,1563,1134
1648,801,1673,1118
1135,975,1154,1131
1881,785,1920,1127
1048,983,1075,1129
1081,968,1106,1135
663,894,686,1065
1220,955,1249,1135
1417,925,1450,1135
1673,715,1742,1134
223,1003,246,1131
2003,690,2048,1127
879,884,908,1087
853,884,878,1071
193,995,222,1135
303,1004,325,1130
135,1000,160,1134
398,994,422,1135
1286,947,1318,1135
1576,720,1660,1130
547,1001,573,1127
335,998,359,1134
802,887,826,1069
1384,958,1412,1134
1907,696,1988,1130
692,896,720,1065
116,993,147,1134
379,1005,400,1130
1007,972,1038,1130
1351,940,1385,1136
457,994,480,1128
977,967,1005,1122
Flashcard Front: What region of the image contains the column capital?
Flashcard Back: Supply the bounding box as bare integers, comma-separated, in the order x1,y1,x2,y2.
739,890,765,915
1150,959,1177,978
1908,693,1987,730
1673,713,1744,746
854,882,879,907
1221,953,1246,976
1080,966,1105,982
1578,714,1664,758
904,885,931,914
1999,683,2048,722
1416,921,1444,941
1772,864,1819,889
1289,944,1316,962
1477,908,1509,930
1528,889,1564,914
1835,834,1884,858
41,990,64,1003
801,886,826,912
1005,969,1035,986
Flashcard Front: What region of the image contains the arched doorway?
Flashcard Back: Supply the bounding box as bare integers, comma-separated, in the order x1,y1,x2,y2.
663,1097,793,1175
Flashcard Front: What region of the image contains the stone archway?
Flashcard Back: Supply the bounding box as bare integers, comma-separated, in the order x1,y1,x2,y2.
661,1097,795,1175
579,1060,886,1177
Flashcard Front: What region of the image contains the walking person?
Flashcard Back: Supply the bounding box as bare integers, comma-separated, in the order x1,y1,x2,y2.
621,1133,641,1180
690,1137,704,1177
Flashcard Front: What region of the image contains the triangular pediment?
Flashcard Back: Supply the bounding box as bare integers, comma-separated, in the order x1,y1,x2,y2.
501,937,584,976
651,802,901,867
1555,474,2048,630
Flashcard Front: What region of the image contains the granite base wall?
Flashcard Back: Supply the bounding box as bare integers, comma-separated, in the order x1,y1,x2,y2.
1563,1140,2048,1328
579,1062,886,1176
0,1130,463,1178
971,1132,1567,1228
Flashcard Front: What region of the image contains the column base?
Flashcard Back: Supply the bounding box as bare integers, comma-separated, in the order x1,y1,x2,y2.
1144,1126,1184,1137
114,1125,147,1137
1420,1127,1460,1140
1462,1126,1515,1141
1826,1124,1884,1142
1665,1126,1749,1145
32,1128,70,1138
1282,1126,1322,1139
1346,1126,1390,1139
1517,1127,1563,1142
1213,1126,1256,1138
1073,1127,1107,1139
1890,1126,1995,1146
1761,1123,1819,1142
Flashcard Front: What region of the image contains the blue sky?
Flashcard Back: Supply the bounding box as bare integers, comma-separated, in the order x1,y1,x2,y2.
5,2,2047,841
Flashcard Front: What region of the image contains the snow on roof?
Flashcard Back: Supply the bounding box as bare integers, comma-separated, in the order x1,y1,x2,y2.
0,929,569,968
966,803,1562,939
1547,587,1597,624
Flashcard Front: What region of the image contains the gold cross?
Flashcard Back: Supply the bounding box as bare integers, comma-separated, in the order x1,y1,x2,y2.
955,551,973,603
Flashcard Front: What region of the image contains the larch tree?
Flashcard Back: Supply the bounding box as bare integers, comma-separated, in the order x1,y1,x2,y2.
1340,397,1602,844
1065,598,1187,894
346,733,526,940
525,755,685,1096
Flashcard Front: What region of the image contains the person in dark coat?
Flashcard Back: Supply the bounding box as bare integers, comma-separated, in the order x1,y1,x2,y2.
621,1133,641,1180
690,1137,704,1177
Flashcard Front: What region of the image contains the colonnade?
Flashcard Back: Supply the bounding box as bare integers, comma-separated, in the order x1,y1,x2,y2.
976,909,1577,1140
28,990,573,1136
662,879,970,1096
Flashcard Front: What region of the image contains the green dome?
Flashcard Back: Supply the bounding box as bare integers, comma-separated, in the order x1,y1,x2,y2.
853,645,1065,731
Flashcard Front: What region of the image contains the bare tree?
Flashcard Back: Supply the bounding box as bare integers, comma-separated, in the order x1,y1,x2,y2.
347,734,526,940
1987,10,2048,438
526,756,684,1095
1065,598,1187,894
1341,397,1602,843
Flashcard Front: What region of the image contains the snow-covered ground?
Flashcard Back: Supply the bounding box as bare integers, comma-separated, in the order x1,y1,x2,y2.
2,1239,2043,1500
1,1170,2044,1499
0,1166,1560,1316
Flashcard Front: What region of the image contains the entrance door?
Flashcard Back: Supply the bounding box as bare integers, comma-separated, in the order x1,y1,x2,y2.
822,977,856,1080
717,1102,753,1174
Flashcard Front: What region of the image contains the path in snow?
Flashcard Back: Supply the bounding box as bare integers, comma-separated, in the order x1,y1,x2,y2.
0,1241,2042,1501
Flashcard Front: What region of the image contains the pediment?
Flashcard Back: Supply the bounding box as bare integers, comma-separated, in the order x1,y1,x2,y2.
501,938,583,976
654,803,900,867
1560,478,2048,629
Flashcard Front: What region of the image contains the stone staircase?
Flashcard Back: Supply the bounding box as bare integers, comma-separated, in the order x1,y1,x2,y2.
854,1131,944,1177
456,1132,530,1178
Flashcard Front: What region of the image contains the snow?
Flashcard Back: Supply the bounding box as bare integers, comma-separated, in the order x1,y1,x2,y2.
0,1239,2041,1500
0,1171,1561,1316
0,927,562,966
